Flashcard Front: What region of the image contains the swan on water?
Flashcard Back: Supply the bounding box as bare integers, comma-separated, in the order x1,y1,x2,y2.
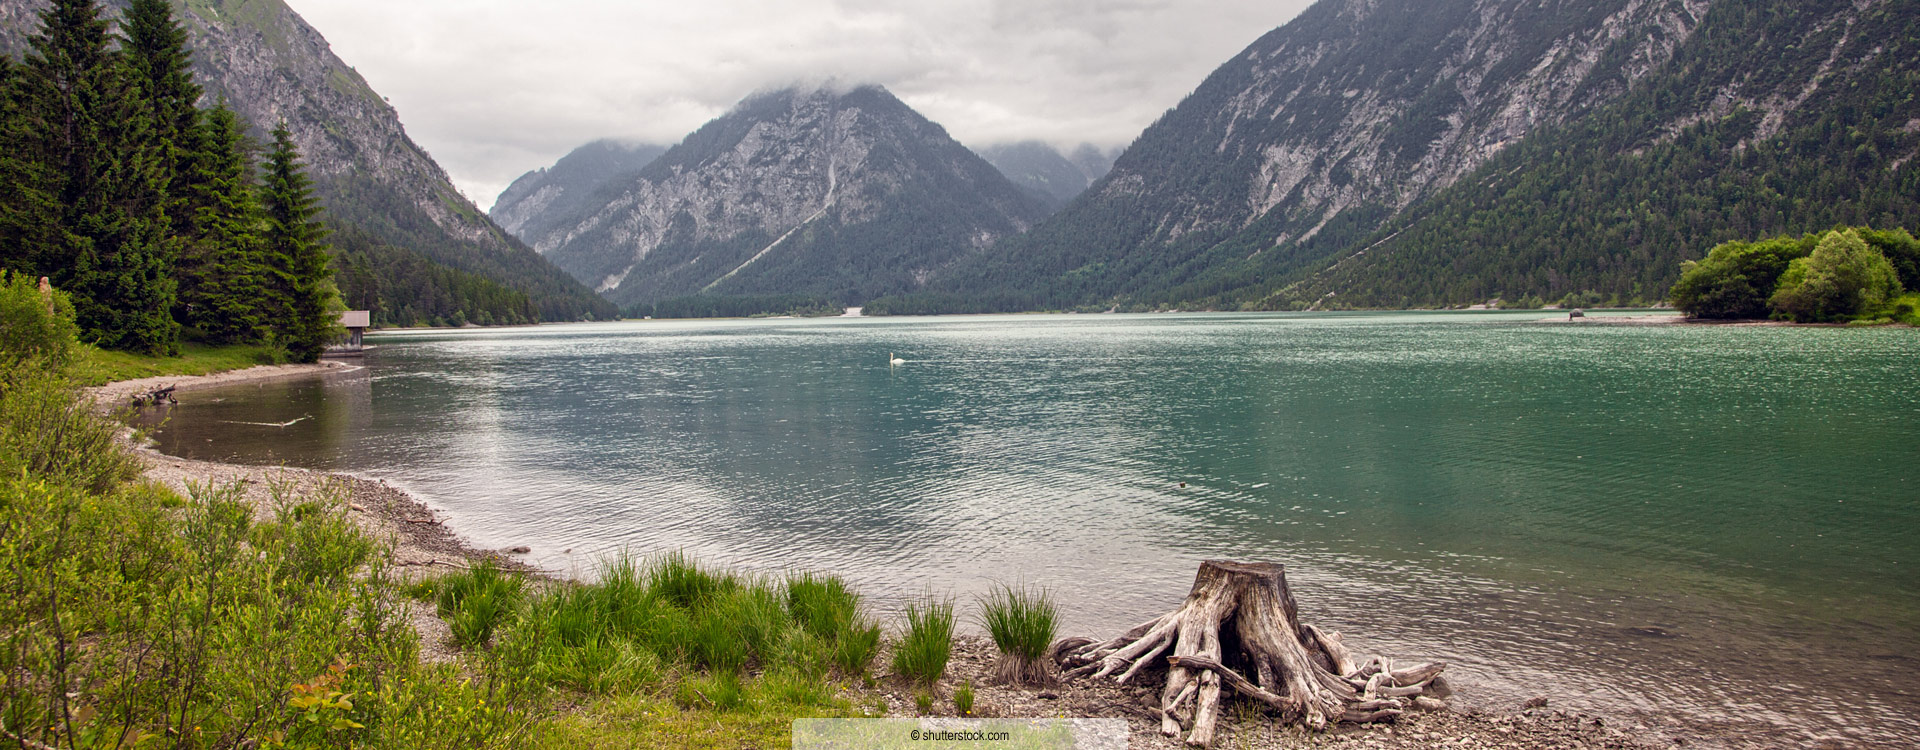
890,352,906,365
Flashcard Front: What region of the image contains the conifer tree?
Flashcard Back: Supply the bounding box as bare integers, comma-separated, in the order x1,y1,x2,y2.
123,0,201,236
179,103,269,344
0,31,61,279
15,0,178,354
260,122,339,361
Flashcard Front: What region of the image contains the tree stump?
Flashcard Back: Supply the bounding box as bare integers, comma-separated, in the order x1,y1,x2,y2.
1053,561,1446,747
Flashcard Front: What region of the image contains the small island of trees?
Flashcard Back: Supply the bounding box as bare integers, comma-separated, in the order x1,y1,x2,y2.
1670,227,1920,325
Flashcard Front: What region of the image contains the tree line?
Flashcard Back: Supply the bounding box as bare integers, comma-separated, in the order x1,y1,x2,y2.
0,0,338,360
1670,227,1919,323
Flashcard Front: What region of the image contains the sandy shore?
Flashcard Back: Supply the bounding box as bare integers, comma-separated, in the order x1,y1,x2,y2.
85,362,1678,749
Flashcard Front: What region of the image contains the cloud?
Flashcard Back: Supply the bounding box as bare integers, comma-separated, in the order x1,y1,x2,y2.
290,0,1314,209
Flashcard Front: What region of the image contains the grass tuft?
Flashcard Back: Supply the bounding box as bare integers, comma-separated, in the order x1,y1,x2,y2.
649,550,734,608
787,571,881,677
435,557,526,648
979,583,1059,687
954,679,975,716
891,591,955,687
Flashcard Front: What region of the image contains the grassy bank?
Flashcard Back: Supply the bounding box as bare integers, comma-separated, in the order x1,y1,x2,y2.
71,342,285,387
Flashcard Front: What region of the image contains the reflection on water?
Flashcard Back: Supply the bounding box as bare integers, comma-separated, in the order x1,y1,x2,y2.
141,312,1920,748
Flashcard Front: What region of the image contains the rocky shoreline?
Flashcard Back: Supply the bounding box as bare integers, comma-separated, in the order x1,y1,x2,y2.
86,362,1680,749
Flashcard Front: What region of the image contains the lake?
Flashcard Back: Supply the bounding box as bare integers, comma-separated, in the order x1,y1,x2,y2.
139,311,1919,747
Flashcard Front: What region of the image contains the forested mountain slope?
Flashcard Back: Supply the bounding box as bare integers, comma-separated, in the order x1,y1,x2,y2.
1264,0,1920,309
528,85,1050,310
889,0,1917,313
1,0,618,322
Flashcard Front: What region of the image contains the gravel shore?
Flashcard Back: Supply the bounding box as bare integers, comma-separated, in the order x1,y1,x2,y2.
87,362,1682,749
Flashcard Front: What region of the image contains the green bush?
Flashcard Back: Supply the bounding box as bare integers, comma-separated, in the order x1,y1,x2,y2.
0,364,141,494
892,592,955,687
0,270,78,372
1770,229,1905,322
1670,234,1816,318
979,583,1059,686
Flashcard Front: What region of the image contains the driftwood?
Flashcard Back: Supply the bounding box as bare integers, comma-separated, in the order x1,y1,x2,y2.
130,385,177,407
1054,560,1446,747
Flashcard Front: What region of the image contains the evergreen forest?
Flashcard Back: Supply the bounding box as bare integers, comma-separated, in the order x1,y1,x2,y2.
0,0,341,358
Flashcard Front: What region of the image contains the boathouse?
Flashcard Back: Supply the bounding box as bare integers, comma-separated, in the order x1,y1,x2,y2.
337,310,370,352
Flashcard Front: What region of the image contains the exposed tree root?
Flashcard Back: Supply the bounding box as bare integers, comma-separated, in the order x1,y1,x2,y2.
1054,560,1447,747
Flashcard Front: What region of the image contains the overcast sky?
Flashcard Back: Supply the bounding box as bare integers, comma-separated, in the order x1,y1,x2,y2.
291,0,1316,211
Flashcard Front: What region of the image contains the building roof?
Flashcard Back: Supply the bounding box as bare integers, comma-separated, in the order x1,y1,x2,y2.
339,310,371,328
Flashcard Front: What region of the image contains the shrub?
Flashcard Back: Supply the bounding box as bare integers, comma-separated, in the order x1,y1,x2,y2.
0,364,141,493
979,583,1059,687
1670,234,1815,318
1769,229,1905,322
0,270,78,372
892,592,955,687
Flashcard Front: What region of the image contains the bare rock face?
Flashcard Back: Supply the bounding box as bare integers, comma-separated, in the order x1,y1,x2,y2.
490,139,666,241
939,0,1710,303
525,84,1050,308
0,0,615,321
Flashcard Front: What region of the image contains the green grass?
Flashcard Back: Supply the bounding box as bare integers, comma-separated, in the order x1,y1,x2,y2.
529,687,876,750
71,341,283,386
891,592,956,687
980,583,1059,686
788,571,882,676
954,679,975,716
434,558,527,648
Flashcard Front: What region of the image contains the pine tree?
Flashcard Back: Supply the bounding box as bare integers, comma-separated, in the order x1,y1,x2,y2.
0,31,61,278
260,122,338,362
179,103,269,344
123,0,201,239
14,0,178,354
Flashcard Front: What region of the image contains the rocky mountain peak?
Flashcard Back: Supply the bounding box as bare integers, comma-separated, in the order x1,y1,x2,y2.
528,82,1050,307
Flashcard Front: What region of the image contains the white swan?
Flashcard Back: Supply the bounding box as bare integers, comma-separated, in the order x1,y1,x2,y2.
889,352,906,365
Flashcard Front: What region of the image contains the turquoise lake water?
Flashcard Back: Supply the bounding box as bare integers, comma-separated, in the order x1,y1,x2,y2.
140,311,1919,747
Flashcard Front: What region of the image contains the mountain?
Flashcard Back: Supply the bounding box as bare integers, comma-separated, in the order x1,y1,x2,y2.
974,141,1118,210
0,0,618,323
894,0,1919,313
490,139,666,241
524,84,1051,310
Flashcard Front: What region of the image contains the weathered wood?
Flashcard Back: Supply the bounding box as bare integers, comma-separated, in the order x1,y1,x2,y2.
1057,560,1445,748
